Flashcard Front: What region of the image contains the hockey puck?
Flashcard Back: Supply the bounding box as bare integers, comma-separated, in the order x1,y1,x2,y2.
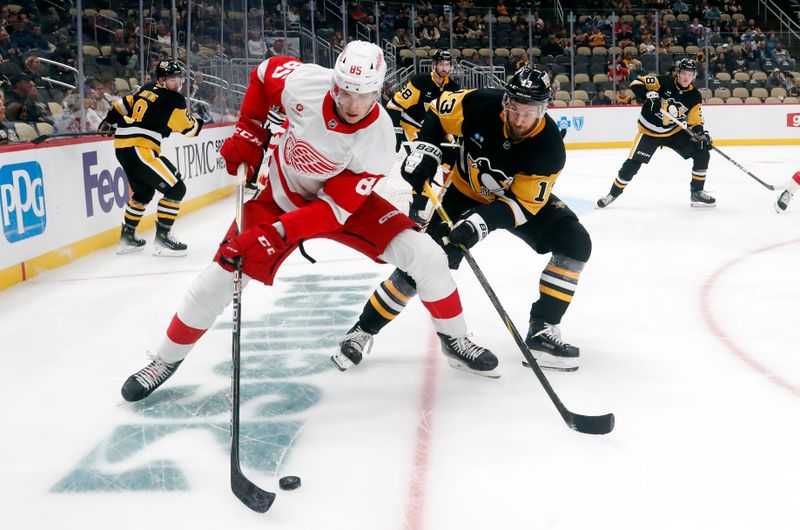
279,475,301,491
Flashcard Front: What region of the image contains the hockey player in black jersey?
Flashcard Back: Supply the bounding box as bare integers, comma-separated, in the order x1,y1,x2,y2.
388,49,460,223
333,66,592,374
100,60,204,256
596,58,716,208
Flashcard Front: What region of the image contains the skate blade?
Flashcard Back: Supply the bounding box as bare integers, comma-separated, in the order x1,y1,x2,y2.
330,353,353,372
116,244,146,255
690,202,716,208
152,246,188,257
524,351,579,372
446,357,500,379
774,203,788,213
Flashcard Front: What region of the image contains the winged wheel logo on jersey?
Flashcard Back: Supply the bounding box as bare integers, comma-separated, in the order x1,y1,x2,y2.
283,132,345,178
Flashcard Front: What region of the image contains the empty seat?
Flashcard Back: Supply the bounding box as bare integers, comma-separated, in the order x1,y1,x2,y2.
770,87,787,98
569,99,586,106
47,101,63,117
554,90,571,101
706,97,725,104
751,87,768,99
14,122,38,141
731,87,749,98
714,88,731,99
725,97,744,104
744,97,762,104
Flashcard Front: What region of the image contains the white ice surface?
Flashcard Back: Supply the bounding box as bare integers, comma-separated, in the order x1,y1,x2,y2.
0,146,798,530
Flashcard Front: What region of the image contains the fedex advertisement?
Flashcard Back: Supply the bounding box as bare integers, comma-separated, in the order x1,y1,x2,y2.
0,125,234,271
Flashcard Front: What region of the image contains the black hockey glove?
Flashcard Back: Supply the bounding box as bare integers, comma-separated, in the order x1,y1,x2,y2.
645,90,661,115
394,126,406,153
691,125,712,151
98,118,116,136
401,141,442,194
448,211,490,249
408,192,429,225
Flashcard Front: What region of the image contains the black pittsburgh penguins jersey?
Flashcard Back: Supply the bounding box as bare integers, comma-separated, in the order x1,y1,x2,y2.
387,72,460,137
630,74,703,137
107,83,202,152
420,88,565,226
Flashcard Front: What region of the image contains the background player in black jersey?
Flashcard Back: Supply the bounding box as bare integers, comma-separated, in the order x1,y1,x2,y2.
333,66,592,374
596,58,716,208
387,49,460,223
100,60,203,256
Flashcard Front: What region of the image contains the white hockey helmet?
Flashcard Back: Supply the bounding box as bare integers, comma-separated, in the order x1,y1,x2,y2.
332,41,386,94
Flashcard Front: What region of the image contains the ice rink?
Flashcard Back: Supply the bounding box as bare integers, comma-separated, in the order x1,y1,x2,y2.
1,145,798,530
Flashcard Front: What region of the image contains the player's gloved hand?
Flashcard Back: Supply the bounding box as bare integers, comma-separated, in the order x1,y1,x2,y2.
193,117,205,134
219,223,287,268
394,126,406,153
408,193,429,225
98,118,115,136
645,90,661,114
691,124,712,151
448,211,490,249
220,117,269,179
401,141,442,193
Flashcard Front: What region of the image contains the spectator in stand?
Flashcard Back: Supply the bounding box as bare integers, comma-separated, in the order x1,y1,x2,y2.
573,27,589,47
266,38,285,58
766,68,788,92
391,28,412,49
4,73,46,123
247,30,267,57
419,19,440,47
673,0,690,14
588,26,605,47
639,33,656,55
771,42,796,70
609,58,629,84
615,85,633,105
710,50,730,75
731,49,748,73
591,88,612,105
453,19,468,39
0,92,19,144
615,21,635,48
542,34,563,57
514,52,530,72
755,39,770,68
23,56,45,86
788,76,800,98
0,27,14,59
54,94,101,133
530,19,547,44
704,4,721,21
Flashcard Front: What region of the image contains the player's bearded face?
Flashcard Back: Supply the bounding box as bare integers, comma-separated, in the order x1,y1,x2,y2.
676,69,695,88
434,61,451,78
504,98,546,139
333,86,377,124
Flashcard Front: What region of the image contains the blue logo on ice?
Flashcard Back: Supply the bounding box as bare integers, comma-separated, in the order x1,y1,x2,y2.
0,161,47,243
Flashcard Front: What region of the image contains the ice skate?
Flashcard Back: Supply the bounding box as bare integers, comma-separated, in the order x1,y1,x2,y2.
774,190,792,213
524,318,580,372
690,189,716,208
596,193,618,209
121,354,183,402
331,324,374,371
438,333,499,378
153,226,188,257
116,224,146,254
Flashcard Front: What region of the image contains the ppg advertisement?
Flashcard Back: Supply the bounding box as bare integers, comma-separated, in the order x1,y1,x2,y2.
0,125,234,271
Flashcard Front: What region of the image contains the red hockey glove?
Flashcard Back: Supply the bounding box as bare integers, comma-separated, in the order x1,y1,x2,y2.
220,117,269,179
219,223,287,270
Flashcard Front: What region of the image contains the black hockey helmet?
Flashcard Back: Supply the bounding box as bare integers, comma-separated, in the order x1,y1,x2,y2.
156,60,183,79
676,58,697,73
505,65,552,105
431,49,452,63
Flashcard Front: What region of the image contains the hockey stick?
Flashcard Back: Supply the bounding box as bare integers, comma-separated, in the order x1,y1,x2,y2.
231,163,277,512
661,111,775,191
30,131,107,144
423,182,615,435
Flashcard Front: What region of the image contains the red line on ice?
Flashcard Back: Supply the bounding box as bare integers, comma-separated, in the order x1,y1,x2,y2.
404,328,440,530
699,238,800,398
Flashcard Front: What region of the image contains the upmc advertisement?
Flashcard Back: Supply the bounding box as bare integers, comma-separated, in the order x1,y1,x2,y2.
0,124,234,272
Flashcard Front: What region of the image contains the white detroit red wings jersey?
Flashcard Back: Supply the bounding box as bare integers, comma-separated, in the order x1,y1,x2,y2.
241,55,395,243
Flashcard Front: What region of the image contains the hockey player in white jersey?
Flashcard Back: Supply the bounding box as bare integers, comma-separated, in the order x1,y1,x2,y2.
121,41,498,402
774,170,800,213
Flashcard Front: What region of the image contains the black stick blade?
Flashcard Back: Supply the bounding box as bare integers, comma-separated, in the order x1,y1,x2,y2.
232,472,277,513
569,412,615,435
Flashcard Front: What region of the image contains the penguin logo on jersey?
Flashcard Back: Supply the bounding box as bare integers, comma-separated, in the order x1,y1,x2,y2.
661,98,688,126
469,156,512,196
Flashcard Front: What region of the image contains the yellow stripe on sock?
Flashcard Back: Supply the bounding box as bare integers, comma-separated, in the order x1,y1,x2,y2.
369,294,396,320
540,285,574,303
